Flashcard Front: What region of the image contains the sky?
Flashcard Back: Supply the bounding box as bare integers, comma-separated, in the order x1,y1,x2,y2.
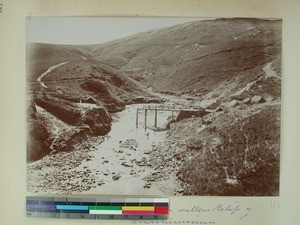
26,17,206,45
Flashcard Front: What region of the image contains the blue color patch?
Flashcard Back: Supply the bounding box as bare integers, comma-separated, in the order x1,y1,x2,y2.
56,205,89,211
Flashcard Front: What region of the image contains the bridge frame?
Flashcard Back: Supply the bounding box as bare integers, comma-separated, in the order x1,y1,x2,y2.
136,106,199,129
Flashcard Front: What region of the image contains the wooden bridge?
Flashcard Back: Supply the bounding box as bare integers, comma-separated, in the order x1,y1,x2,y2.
135,105,205,129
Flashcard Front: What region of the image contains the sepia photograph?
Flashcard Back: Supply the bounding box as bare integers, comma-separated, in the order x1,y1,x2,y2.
26,17,281,196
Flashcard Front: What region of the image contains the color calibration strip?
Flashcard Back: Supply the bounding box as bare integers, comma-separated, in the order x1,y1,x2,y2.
26,196,169,220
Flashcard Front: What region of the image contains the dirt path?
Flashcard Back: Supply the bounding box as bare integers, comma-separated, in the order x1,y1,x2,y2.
37,61,69,88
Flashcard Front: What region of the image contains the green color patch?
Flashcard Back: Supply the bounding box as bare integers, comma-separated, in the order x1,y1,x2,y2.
89,206,122,211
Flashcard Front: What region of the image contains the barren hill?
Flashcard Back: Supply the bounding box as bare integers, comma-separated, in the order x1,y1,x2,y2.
87,18,281,98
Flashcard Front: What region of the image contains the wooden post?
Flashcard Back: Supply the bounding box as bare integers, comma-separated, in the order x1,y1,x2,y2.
154,109,158,128
171,110,174,119
136,108,139,128
144,109,147,129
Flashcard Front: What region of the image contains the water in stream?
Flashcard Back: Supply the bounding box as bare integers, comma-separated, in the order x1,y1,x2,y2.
79,104,178,195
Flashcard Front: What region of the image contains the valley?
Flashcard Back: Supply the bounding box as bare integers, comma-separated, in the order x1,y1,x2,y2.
27,18,281,196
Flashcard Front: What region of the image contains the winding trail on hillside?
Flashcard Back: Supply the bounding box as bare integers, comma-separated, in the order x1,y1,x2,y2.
37,61,69,88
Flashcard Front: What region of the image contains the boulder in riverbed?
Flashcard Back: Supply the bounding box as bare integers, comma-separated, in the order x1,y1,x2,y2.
228,100,240,107
243,97,251,104
251,95,266,104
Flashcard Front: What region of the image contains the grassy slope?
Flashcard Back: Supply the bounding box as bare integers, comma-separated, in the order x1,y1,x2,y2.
41,58,159,105
174,103,280,196
27,43,84,81
87,18,281,95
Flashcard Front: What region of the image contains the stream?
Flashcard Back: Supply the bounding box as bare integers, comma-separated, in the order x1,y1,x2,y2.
79,103,179,195
29,59,185,195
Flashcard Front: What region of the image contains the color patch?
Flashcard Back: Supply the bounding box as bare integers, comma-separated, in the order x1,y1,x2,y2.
26,196,169,220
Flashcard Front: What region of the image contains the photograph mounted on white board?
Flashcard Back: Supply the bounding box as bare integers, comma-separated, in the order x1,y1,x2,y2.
26,17,281,196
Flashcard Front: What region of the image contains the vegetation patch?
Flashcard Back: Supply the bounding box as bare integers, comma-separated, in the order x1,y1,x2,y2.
178,105,280,196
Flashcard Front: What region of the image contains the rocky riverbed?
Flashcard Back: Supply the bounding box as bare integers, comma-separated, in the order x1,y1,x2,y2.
27,137,104,194
27,104,183,195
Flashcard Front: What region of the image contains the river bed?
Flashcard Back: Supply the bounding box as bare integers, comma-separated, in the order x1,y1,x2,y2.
77,103,180,195
27,103,182,195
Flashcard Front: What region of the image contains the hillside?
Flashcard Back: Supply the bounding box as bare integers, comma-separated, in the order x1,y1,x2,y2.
27,43,87,81
27,44,161,162
87,18,281,97
27,18,281,196
83,18,281,195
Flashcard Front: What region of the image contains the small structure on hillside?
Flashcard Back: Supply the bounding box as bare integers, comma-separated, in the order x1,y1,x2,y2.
80,96,97,104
